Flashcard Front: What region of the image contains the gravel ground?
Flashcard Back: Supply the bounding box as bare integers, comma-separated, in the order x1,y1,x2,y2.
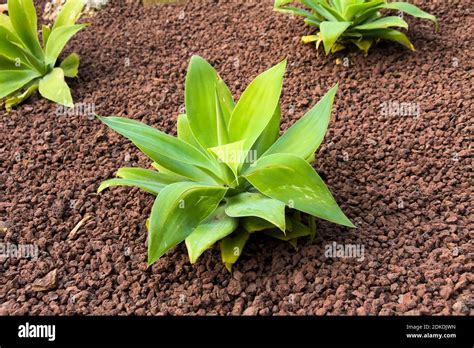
0,0,473,315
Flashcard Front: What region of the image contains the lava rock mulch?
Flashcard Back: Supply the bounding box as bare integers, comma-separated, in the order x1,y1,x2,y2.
0,0,472,315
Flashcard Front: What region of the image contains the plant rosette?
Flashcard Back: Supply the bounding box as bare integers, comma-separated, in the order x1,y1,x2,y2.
274,0,437,54
0,0,88,111
98,56,354,271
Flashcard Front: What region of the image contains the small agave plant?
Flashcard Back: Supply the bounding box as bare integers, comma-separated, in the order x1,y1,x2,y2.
0,0,87,111
274,0,437,54
98,56,354,271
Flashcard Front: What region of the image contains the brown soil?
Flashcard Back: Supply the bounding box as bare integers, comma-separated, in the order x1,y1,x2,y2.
0,0,473,316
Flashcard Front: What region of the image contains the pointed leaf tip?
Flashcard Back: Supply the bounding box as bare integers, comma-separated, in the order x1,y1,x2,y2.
275,58,288,72
190,54,206,64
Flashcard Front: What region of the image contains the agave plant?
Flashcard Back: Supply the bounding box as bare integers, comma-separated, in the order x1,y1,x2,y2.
274,0,437,54
0,0,87,111
98,56,354,271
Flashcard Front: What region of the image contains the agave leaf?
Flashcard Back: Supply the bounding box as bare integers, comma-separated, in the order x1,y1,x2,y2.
147,182,227,265
316,35,324,51
381,1,438,30
0,13,16,33
330,42,346,53
177,114,202,149
42,25,51,47
285,6,318,19
274,0,298,12
274,0,314,18
351,6,382,25
328,0,343,13
227,59,286,153
150,151,223,185
0,27,43,72
343,0,384,20
215,77,235,126
363,28,415,51
244,153,354,227
264,85,337,161
339,0,359,12
38,67,73,107
274,0,321,20
302,35,320,43
274,0,293,10
273,0,312,17
97,167,180,195
225,192,286,231
209,140,245,181
185,55,223,148
97,178,167,195
320,21,352,55
318,2,346,21
264,216,312,241
44,24,87,66
4,82,38,111
98,116,218,172
353,16,408,30
354,2,437,29
52,0,85,30
7,0,43,59
304,17,322,28
288,238,299,249
340,31,363,38
151,161,203,181
214,87,229,145
0,54,29,70
0,69,41,99
251,103,281,160
241,216,277,233
177,113,232,183
116,167,177,184
220,229,250,272
301,0,340,21
240,103,281,172
185,205,238,264
60,52,80,77
351,38,373,54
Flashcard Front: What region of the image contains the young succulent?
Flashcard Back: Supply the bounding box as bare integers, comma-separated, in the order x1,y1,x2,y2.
98,56,354,271
0,0,87,111
274,0,437,54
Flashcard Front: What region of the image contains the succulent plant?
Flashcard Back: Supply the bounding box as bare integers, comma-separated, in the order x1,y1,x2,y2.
0,0,87,110
99,56,354,271
274,0,437,54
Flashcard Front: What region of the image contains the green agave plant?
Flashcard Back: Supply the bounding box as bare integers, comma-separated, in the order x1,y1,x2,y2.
274,0,437,54
0,0,87,111
98,56,354,271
